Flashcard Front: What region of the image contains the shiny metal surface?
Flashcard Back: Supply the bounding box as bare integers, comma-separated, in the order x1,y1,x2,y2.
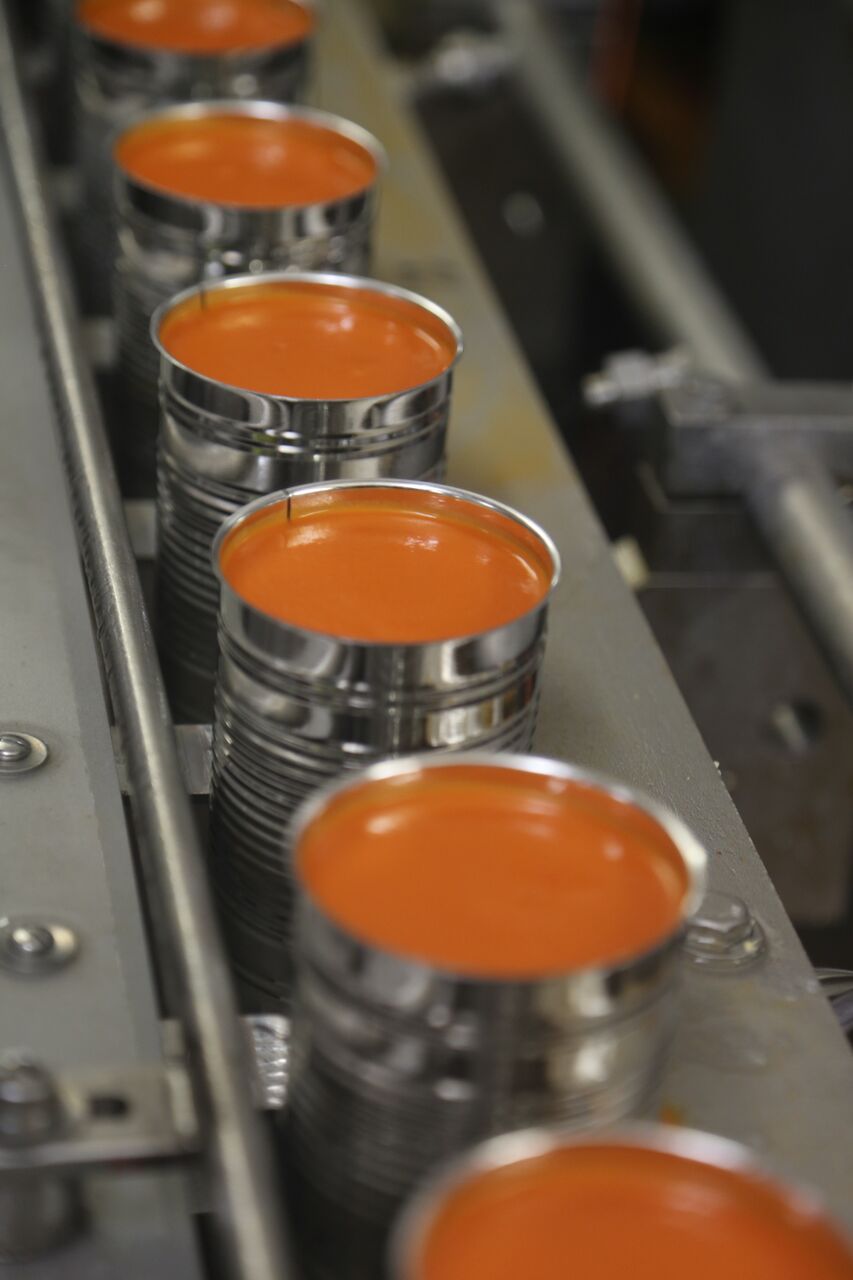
286,753,706,1280
154,270,459,721
390,1122,853,1279
71,3,314,311
209,480,559,1007
0,7,295,1277
115,100,385,480
314,0,853,1226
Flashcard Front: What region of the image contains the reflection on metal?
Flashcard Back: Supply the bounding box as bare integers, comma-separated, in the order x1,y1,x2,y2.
0,6,295,1278
0,731,48,775
0,918,79,976
684,892,767,973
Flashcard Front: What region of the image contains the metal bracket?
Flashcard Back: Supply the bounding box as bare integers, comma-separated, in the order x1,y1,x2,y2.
112,723,212,798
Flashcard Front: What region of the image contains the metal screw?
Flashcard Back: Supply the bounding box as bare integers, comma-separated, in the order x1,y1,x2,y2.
0,1054,84,1259
0,918,78,976
0,732,48,776
684,891,767,972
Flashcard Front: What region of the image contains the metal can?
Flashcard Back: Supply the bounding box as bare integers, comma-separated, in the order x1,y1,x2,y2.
209,483,561,1007
391,1125,853,1280
71,0,315,313
153,272,460,722
114,103,384,490
283,756,707,1280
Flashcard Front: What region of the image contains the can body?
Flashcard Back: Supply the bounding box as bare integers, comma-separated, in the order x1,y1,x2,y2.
208,482,560,1009
284,757,707,1280
71,19,313,313
114,104,383,489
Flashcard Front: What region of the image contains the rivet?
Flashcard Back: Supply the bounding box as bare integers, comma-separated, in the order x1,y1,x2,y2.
0,732,48,776
0,919,78,976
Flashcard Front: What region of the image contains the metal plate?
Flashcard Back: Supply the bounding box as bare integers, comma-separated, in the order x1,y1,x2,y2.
315,0,853,1226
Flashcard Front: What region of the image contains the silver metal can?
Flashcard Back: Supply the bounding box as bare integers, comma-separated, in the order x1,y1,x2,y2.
153,272,460,723
391,1125,853,1280
71,0,315,312
115,103,385,486
284,757,706,1280
209,483,562,1008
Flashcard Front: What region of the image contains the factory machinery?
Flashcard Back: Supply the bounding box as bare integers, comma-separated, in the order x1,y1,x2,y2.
1,1,852,1277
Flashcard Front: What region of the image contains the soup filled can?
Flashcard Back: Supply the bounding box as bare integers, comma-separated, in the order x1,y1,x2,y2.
209,482,561,1007
115,103,385,487
71,0,316,312
392,1125,853,1280
154,273,461,723
284,757,707,1280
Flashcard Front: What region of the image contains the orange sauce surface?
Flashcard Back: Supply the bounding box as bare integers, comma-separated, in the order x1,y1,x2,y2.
297,764,689,974
78,0,313,54
413,1145,853,1280
116,114,377,208
220,489,552,644
160,281,456,398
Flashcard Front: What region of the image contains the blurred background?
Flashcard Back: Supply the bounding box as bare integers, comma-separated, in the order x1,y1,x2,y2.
367,0,853,968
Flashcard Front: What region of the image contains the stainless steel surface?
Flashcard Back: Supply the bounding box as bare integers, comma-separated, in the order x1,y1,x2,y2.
154,270,458,721
313,0,853,1225
71,4,313,312
390,1123,853,1279
0,918,79,976
210,480,559,1007
0,6,294,1277
115,101,385,482
0,1062,200,1174
286,753,707,1280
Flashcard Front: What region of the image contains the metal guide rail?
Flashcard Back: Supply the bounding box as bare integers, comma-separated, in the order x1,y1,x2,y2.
0,2,851,1278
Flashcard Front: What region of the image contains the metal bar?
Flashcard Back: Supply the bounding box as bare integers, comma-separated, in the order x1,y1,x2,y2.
500,0,853,700
497,0,766,382
0,8,293,1280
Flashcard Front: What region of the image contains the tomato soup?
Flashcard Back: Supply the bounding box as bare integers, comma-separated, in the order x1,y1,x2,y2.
408,1143,853,1280
296,762,690,975
116,112,378,208
78,0,314,54
219,488,553,645
159,281,457,399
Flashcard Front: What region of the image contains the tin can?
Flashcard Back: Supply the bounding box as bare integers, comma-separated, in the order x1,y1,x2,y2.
283,756,707,1280
153,272,460,723
71,0,315,312
113,102,384,491
391,1125,853,1280
209,482,561,1008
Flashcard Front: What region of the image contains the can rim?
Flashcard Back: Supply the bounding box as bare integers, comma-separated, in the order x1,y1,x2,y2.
112,98,386,213
289,751,708,982
388,1121,850,1280
76,0,316,60
211,477,559,647
151,271,462,407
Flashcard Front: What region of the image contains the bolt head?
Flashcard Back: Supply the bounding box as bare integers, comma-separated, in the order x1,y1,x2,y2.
684,891,767,972
0,918,77,975
0,734,31,764
8,926,54,959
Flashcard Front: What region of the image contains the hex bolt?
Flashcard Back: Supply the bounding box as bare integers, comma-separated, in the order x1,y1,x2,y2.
0,919,78,977
0,1054,84,1259
684,891,767,972
0,732,48,776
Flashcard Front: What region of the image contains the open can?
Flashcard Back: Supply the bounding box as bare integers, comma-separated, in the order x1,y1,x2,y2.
209,482,561,1007
284,756,707,1280
391,1124,853,1280
154,273,460,722
71,0,316,312
112,102,384,489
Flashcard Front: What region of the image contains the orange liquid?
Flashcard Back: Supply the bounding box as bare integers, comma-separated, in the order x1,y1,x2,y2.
116,114,377,208
160,281,457,399
297,764,688,974
220,489,553,645
78,0,313,54
414,1145,853,1280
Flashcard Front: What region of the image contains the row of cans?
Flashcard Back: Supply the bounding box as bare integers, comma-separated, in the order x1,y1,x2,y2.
37,4,853,1279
